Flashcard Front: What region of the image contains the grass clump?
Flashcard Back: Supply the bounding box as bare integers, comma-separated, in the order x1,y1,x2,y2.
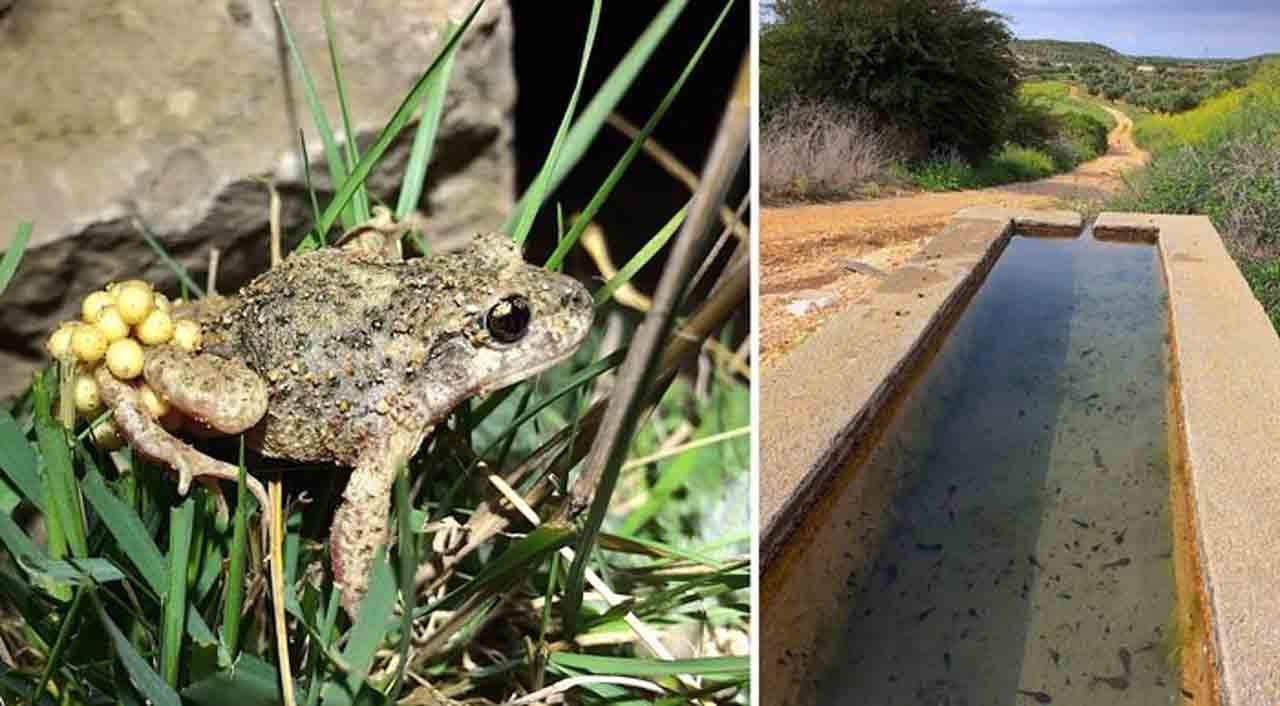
911,144,1063,192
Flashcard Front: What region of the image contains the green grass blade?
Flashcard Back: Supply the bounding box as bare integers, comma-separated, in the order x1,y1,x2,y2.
598,531,722,567
81,458,218,640
274,0,358,231
298,0,487,254
81,467,167,591
300,130,326,246
322,0,370,224
0,222,32,296
509,0,602,246
134,219,205,299
322,549,397,706
92,592,183,706
222,442,251,658
503,0,690,233
396,21,461,225
545,0,733,269
414,522,576,619
548,652,747,677
0,564,56,646
618,429,742,536
467,349,626,472
25,556,126,583
30,585,85,705
0,408,45,511
33,373,87,559
593,204,687,306
183,654,285,706
0,508,43,562
390,469,415,702
304,583,342,706
162,496,196,686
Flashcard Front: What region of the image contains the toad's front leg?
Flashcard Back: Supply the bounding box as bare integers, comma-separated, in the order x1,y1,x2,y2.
331,426,429,617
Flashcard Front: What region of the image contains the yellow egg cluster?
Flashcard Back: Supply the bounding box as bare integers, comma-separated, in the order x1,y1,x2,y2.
47,280,204,446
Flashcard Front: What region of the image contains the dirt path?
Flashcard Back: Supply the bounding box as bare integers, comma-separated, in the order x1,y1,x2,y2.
760,105,1149,368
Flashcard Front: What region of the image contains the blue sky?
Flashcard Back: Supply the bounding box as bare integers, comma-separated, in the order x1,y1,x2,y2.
981,0,1280,58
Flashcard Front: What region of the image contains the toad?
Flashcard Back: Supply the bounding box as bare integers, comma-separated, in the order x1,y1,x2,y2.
93,216,594,613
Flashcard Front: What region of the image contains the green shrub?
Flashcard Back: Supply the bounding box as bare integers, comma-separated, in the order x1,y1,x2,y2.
910,144,1057,191
1242,259,1280,331
1003,98,1059,148
979,145,1058,183
1056,112,1109,160
911,151,980,191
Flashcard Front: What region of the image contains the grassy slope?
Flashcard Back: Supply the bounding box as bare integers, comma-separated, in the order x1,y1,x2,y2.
1014,39,1122,64
1021,80,1117,130
910,81,1112,191
1114,60,1280,329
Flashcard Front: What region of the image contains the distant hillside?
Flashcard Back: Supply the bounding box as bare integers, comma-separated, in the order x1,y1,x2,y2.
1012,39,1272,116
1013,39,1121,64
1013,38,1272,66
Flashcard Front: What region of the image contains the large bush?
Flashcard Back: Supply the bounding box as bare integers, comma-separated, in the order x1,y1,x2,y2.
763,0,1018,160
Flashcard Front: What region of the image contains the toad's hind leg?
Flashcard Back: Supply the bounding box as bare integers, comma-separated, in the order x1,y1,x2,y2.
94,368,270,511
331,427,428,617
143,347,268,435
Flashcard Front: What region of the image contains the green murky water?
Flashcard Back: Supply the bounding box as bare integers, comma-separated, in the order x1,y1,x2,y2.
816,230,1178,705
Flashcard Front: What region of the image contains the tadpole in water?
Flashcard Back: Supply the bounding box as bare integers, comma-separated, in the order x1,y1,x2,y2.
1102,557,1132,570
1091,674,1130,690
1114,527,1127,545
1016,689,1053,703
1090,647,1133,690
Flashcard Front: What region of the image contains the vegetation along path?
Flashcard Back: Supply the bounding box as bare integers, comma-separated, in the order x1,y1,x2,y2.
760,104,1148,367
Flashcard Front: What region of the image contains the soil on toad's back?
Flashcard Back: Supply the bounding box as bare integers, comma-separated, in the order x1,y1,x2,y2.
760,105,1148,369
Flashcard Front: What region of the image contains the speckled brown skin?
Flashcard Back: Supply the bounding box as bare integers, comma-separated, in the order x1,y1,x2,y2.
109,231,593,615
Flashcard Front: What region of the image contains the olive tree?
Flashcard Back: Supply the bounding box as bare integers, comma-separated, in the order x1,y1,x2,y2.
764,0,1019,159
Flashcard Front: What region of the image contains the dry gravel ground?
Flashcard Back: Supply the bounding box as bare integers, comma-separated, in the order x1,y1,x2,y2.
760,106,1148,368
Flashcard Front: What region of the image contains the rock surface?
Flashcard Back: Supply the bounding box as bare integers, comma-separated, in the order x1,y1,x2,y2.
0,0,515,399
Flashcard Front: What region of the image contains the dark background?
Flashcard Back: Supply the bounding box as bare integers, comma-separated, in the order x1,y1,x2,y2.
510,1,749,292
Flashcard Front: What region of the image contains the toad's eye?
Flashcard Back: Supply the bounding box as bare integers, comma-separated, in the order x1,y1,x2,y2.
486,295,531,344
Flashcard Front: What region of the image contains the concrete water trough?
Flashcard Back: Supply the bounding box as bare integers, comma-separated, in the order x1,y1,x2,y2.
760,208,1280,706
